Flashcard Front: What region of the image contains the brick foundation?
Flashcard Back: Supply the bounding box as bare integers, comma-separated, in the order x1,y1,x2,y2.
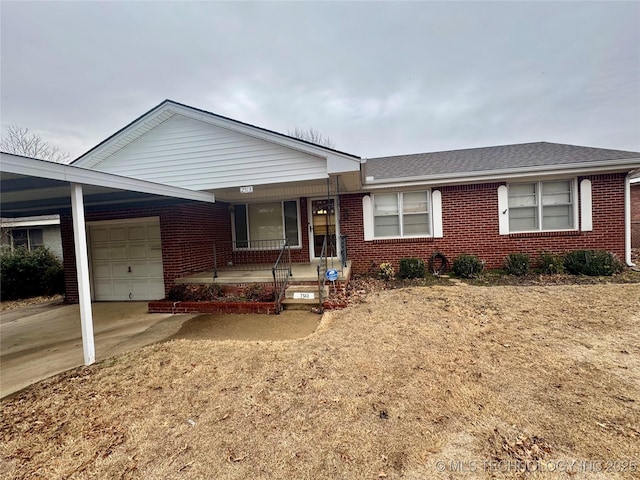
148,300,278,314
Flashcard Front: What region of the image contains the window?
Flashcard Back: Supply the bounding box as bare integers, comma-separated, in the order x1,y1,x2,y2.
9,228,44,251
233,200,300,248
373,191,430,238
508,180,574,232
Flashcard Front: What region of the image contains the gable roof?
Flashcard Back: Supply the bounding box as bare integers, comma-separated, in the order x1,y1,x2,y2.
364,142,640,185
72,99,360,169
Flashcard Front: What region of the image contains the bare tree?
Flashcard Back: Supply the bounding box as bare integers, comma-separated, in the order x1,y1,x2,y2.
288,127,336,149
1,125,70,163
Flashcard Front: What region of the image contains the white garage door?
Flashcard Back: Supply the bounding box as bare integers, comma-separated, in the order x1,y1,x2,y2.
89,218,164,301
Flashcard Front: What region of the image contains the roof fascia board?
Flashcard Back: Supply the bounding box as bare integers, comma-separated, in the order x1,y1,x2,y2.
1,153,215,203
364,158,640,188
72,102,174,168
1,218,60,227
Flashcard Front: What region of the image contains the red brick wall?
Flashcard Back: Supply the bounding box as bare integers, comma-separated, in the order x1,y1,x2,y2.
341,173,626,273
632,184,640,248
62,201,231,303
62,198,313,303
631,184,640,222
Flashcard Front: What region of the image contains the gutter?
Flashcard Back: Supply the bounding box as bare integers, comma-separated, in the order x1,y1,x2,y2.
625,173,636,267
364,157,640,188
360,158,367,187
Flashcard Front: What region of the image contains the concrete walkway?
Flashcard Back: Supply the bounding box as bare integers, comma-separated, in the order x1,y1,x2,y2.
1,302,194,398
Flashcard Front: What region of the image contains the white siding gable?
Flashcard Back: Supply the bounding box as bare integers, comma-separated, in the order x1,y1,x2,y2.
90,114,329,190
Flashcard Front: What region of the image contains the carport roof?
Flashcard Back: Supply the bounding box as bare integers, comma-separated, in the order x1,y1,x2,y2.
1,152,215,217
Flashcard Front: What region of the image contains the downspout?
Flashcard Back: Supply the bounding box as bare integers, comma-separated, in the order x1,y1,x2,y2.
625,173,636,267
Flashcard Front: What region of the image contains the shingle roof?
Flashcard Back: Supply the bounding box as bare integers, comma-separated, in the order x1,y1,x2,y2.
365,142,640,181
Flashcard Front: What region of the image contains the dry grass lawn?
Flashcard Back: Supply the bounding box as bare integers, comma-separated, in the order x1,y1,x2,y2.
1,283,639,479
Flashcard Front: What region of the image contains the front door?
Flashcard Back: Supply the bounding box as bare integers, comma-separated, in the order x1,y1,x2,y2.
309,198,338,259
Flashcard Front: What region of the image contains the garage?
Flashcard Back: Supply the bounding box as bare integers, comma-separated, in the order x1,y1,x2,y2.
1,152,215,367
89,217,164,301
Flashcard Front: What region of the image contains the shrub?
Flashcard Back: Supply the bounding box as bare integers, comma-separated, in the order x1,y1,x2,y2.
452,254,484,278
538,252,565,274
563,250,624,276
243,283,274,302
504,253,530,276
0,247,65,300
166,284,223,301
378,262,395,281
398,257,426,279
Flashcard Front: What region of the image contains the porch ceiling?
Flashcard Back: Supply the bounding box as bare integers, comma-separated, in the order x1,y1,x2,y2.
0,153,215,217
210,171,362,203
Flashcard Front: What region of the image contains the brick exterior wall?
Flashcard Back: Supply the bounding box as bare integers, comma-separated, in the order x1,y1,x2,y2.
62,201,231,303
341,173,626,273
632,184,640,248
62,198,312,303
61,175,627,303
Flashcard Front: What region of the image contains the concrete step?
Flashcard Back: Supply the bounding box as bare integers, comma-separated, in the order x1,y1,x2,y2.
284,285,328,299
280,298,322,311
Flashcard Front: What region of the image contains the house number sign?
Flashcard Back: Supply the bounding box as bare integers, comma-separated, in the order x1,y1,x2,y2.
240,186,253,193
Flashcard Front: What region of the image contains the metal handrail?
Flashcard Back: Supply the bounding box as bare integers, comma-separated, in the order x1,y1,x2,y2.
214,238,288,278
272,241,292,314
316,235,328,312
339,234,348,269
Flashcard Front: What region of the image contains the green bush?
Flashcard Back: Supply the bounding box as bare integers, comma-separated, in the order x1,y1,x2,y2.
504,253,530,276
0,247,65,300
398,257,425,279
563,250,624,276
452,254,484,278
538,252,565,274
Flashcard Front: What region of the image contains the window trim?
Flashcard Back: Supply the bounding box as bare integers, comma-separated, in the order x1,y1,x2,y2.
231,199,302,250
507,178,578,233
371,190,432,239
8,227,44,251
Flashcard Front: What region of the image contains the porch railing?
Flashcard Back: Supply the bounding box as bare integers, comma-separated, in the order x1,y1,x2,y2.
339,234,348,269
316,235,328,312
272,241,292,313
214,238,288,278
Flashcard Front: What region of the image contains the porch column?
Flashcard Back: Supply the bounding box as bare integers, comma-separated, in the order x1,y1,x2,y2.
70,183,95,365
625,174,636,267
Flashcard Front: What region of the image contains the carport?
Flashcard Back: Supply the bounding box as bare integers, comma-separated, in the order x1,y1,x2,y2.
0,152,215,366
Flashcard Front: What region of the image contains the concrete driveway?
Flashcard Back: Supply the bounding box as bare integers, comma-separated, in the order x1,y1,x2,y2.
1,302,194,398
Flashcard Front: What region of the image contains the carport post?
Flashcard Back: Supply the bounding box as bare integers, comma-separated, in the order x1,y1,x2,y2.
70,183,95,365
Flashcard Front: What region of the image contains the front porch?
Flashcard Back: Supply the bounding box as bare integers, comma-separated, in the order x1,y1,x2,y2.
175,260,352,285
149,261,352,315
164,235,351,314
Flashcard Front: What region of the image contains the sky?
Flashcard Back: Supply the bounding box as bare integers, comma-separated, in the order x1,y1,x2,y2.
1,1,639,161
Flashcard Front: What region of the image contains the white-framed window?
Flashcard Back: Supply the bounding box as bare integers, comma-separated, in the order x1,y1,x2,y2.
507,179,576,232
232,200,301,249
373,191,431,238
6,228,44,251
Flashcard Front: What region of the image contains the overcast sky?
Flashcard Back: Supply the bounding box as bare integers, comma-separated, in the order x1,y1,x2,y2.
1,1,639,160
